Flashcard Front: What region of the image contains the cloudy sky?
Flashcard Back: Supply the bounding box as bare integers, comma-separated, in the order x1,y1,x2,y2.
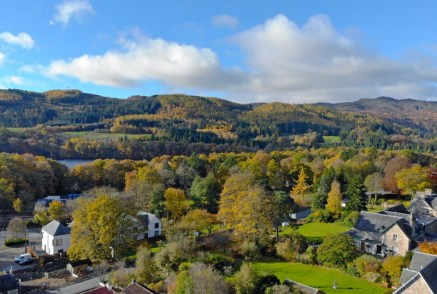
1,0,437,103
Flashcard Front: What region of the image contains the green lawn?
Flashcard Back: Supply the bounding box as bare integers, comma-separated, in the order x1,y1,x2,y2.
253,262,390,294
280,222,349,243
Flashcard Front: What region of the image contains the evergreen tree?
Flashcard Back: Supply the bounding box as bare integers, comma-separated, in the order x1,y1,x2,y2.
346,175,367,212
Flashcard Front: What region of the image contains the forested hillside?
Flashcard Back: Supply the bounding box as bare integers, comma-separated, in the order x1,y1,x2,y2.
0,89,436,159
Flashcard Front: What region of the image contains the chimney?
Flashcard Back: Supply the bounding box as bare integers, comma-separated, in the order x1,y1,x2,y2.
410,212,416,237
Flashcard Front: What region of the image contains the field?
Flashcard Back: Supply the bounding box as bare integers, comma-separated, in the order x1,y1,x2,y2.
253,262,391,294
281,222,349,242
323,135,341,143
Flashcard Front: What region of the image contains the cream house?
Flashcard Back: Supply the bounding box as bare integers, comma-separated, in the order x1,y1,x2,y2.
41,220,71,254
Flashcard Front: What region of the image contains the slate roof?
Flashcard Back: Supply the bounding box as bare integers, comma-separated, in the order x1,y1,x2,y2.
0,274,19,292
123,281,156,294
379,211,411,221
396,251,437,293
42,220,70,236
137,211,159,226
356,212,403,233
386,204,410,214
424,196,437,210
284,279,324,294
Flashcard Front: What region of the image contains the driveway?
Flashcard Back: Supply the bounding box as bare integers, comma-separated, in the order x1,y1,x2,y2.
0,227,43,271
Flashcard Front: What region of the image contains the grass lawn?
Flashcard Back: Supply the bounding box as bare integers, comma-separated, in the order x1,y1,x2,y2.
253,262,391,294
280,222,349,243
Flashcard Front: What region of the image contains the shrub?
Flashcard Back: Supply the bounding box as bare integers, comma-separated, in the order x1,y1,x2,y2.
4,238,26,246
317,234,357,268
353,255,381,277
342,211,360,227
307,209,333,223
382,256,405,287
239,241,259,260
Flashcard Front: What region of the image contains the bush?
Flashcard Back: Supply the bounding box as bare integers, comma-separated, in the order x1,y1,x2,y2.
353,255,381,277
307,209,333,223
317,234,358,268
239,241,260,260
4,238,26,246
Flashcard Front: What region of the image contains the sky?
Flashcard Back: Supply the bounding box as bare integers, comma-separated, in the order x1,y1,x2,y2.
1,0,437,103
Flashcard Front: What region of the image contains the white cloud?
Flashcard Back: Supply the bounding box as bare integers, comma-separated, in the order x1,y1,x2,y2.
211,14,239,28
230,14,437,102
46,38,245,89
0,32,35,49
0,52,5,65
44,15,437,102
0,75,25,86
53,0,94,25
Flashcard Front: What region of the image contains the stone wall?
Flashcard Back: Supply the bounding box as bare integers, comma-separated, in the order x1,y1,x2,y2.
384,224,410,256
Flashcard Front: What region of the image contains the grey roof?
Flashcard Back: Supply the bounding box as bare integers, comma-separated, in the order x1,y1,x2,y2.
0,274,19,291
42,220,70,236
284,279,323,294
379,211,411,221
416,215,437,227
386,204,410,214
137,211,159,226
409,251,437,272
355,211,403,233
399,269,419,285
420,258,437,293
424,196,437,210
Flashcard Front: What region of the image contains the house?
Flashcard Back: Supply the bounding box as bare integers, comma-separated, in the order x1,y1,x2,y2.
41,220,71,254
395,251,437,294
410,194,437,217
289,207,311,220
123,280,157,294
36,194,82,207
346,211,412,256
0,274,19,294
284,279,325,294
136,212,161,239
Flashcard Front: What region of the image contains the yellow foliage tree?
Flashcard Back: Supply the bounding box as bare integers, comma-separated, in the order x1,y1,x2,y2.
395,165,431,196
326,180,342,216
291,168,310,206
12,198,23,213
164,188,188,220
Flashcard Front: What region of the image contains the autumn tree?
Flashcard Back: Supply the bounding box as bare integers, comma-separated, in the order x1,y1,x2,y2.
0,178,15,210
7,217,26,240
175,263,230,294
395,165,431,196
12,198,23,213
364,172,384,201
291,168,310,206
48,200,64,221
134,247,159,284
164,188,189,220
325,180,342,216
125,165,163,211
179,209,217,235
419,241,437,255
218,172,272,243
382,256,405,286
346,175,367,212
383,157,411,193
68,195,139,261
234,263,259,294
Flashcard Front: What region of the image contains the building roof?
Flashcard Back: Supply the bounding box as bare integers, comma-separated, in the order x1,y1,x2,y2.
396,251,437,293
379,211,411,221
123,281,156,294
420,258,437,293
42,220,71,236
386,204,410,214
355,211,403,234
0,274,19,292
408,251,437,272
284,279,324,294
85,286,113,294
137,211,159,226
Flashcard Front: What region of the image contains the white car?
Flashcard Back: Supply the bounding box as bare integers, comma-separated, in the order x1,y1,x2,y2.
14,253,31,263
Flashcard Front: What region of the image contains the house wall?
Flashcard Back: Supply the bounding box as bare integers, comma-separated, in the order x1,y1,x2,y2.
42,232,71,254
384,225,410,256
147,218,162,238
397,276,433,294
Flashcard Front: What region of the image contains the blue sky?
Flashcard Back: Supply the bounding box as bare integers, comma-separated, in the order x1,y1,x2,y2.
0,0,437,103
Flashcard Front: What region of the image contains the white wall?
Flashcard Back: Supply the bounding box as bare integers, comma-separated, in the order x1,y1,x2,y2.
147,217,162,238
42,231,71,254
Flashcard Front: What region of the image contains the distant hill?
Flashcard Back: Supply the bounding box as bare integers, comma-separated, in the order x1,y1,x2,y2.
0,89,436,158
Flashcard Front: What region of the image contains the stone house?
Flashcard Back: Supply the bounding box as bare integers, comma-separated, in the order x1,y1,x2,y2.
395,251,437,294
41,220,71,254
346,211,412,256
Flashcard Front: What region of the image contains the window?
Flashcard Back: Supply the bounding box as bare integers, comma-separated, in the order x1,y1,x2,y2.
154,223,159,229
53,239,62,246
154,230,160,237
393,234,398,242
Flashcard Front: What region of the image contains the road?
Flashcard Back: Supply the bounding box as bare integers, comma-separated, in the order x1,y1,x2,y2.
0,227,43,271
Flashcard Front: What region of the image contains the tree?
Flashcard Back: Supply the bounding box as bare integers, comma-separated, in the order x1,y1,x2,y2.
317,234,357,268
189,263,230,294
346,175,367,212
364,172,384,201
12,198,23,213
291,168,310,206
419,241,437,255
325,180,342,216
234,263,259,294
0,178,15,210
164,188,188,220
7,217,26,240
218,172,272,243
190,173,221,213
395,165,431,196
318,166,336,194
68,195,139,261
134,247,158,284
125,165,163,210
269,191,294,239
383,157,411,193
275,231,308,261
48,200,64,221
179,209,217,235
382,256,405,286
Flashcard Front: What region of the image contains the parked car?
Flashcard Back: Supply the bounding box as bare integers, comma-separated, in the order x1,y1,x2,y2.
14,253,31,263
18,255,34,265
2,265,18,274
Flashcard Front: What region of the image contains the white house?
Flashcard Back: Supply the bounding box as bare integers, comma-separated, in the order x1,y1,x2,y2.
41,220,71,254
136,211,162,239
